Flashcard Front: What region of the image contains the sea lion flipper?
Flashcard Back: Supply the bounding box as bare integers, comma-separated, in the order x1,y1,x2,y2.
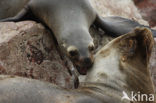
0,6,30,22
94,15,132,37
95,16,156,37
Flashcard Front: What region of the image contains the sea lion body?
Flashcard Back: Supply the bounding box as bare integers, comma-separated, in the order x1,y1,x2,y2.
0,27,155,103
0,0,29,19
0,75,103,103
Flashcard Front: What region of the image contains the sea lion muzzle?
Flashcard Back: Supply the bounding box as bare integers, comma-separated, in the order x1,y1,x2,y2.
77,56,94,75
74,52,94,75
67,45,94,75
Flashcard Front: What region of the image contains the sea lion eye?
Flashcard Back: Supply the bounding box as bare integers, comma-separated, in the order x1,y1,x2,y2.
88,42,95,51
69,50,78,57
67,46,78,57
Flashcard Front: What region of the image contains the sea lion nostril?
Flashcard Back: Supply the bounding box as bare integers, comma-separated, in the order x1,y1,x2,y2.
83,58,92,65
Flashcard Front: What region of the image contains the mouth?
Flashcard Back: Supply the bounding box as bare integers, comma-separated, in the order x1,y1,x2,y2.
72,57,94,75
76,63,93,75
76,66,88,75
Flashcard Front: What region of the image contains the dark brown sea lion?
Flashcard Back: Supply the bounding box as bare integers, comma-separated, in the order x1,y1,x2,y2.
1,0,156,75
0,27,155,103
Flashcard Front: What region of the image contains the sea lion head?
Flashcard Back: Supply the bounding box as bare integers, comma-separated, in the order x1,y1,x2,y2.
61,29,95,75
85,27,155,94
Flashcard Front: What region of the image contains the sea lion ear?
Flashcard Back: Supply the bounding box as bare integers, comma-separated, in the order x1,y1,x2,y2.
119,27,154,65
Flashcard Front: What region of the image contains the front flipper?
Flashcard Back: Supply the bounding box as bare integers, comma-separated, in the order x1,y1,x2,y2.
0,6,31,22
95,16,156,37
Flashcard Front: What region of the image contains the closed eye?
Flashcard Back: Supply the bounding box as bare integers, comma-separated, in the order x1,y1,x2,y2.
69,50,78,57
67,46,79,57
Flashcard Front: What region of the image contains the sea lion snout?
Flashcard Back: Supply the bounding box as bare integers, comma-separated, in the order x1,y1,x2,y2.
79,56,94,68
76,56,94,75
79,42,94,67
67,43,94,75
82,57,93,67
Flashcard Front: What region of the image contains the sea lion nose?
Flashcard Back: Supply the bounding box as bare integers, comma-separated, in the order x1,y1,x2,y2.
75,56,94,75
83,57,93,67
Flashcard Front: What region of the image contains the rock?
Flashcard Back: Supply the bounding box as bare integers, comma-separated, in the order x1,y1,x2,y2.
133,0,156,27
0,21,77,89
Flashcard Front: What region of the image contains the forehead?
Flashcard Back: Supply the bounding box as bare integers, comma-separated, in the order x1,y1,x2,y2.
61,29,93,45
65,38,93,49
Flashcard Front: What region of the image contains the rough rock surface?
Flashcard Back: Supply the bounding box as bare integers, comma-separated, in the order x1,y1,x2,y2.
133,0,156,27
0,21,77,89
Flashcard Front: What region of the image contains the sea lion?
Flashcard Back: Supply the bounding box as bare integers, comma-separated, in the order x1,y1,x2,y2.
1,0,156,75
0,0,96,75
0,0,29,19
0,27,155,103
